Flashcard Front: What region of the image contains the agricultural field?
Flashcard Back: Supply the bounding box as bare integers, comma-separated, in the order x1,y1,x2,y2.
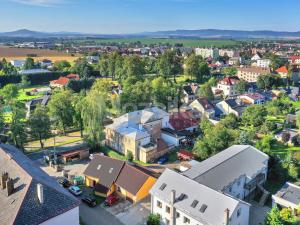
73,38,242,48
0,46,79,62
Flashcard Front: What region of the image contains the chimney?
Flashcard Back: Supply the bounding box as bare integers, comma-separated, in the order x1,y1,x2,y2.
1,172,9,190
224,208,230,225
37,183,44,204
6,178,14,196
170,190,176,225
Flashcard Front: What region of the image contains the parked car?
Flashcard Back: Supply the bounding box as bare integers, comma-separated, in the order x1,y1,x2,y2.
157,155,168,164
104,194,119,207
68,186,82,196
58,178,71,188
82,196,97,207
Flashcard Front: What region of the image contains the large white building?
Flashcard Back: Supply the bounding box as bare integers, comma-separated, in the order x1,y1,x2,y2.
150,145,269,225
256,59,271,68
195,48,219,59
0,144,80,225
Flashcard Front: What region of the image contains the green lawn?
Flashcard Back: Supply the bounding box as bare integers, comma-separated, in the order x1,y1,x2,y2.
266,115,285,124
18,85,48,101
271,141,300,158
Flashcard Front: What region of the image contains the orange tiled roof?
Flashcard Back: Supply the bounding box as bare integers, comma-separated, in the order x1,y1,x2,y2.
276,66,288,74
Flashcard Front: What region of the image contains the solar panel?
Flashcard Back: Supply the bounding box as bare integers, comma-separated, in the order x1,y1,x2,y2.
159,183,167,191
191,200,199,208
200,204,208,213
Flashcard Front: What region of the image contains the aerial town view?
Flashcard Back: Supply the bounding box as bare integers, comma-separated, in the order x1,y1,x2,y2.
1,0,300,225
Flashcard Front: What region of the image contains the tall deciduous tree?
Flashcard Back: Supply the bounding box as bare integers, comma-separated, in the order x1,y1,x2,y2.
184,53,204,82
10,102,27,150
28,105,51,149
122,55,145,80
157,50,182,82
0,84,19,103
23,57,35,70
81,90,107,149
48,90,75,135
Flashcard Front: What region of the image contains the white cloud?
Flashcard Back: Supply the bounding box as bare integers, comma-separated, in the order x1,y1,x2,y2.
10,0,66,7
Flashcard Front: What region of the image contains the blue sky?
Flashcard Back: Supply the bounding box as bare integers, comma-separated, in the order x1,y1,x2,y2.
0,0,299,33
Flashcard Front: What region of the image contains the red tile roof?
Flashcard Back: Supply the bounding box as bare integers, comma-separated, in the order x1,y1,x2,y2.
276,66,288,74
219,76,240,85
169,111,199,131
289,56,300,62
51,77,70,86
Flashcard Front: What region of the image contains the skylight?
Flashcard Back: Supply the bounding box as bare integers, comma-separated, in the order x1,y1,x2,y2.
191,200,199,208
109,168,114,173
159,183,167,191
200,204,208,213
97,165,101,170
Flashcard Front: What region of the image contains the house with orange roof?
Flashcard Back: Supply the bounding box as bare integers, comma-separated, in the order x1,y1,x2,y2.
50,74,80,88
276,66,289,78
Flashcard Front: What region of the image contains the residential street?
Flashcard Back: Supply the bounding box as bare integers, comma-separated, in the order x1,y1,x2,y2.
80,204,123,225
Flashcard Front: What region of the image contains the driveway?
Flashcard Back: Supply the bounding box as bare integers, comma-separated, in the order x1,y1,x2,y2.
249,200,271,225
114,197,151,225
80,204,123,225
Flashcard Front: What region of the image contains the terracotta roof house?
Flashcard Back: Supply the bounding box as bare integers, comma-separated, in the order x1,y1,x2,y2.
214,76,240,97
0,144,80,225
169,111,199,132
50,74,80,88
276,66,289,78
84,155,157,202
289,56,300,65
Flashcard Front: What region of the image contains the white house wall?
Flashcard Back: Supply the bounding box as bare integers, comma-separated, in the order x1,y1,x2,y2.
40,207,79,225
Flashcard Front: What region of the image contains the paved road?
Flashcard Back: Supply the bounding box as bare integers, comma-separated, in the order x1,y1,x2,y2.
80,204,123,225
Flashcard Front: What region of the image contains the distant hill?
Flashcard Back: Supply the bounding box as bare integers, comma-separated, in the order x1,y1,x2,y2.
1,29,300,39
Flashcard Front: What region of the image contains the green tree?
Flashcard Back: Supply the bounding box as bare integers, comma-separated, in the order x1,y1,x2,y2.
28,105,51,149
198,82,214,100
53,60,71,72
0,84,19,103
23,57,35,70
122,55,145,80
20,75,31,90
74,58,93,78
10,102,27,150
72,93,85,137
220,113,240,129
256,135,274,155
151,77,176,111
157,50,182,82
147,213,160,225
235,79,247,94
222,67,237,77
236,131,254,145
48,90,75,135
265,206,284,225
242,105,267,128
126,151,133,162
81,90,107,149
184,53,204,82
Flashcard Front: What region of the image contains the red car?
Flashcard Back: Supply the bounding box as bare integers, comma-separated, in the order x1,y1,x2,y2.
104,194,119,207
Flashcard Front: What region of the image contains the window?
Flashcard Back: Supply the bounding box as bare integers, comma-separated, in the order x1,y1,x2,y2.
183,217,190,224
191,200,199,208
166,206,170,213
176,212,180,218
159,183,167,191
237,208,242,217
157,200,162,208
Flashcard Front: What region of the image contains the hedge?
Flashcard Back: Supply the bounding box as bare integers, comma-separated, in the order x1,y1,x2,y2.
0,72,68,87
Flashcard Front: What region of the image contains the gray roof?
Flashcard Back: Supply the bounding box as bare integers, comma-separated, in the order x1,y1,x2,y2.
274,182,300,206
25,95,50,108
0,144,79,225
183,145,269,191
150,169,244,225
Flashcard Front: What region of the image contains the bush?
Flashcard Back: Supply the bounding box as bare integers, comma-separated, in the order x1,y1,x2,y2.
126,151,133,162
147,213,160,225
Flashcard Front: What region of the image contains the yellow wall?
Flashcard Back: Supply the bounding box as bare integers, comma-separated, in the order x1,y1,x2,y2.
85,176,99,187
135,177,157,202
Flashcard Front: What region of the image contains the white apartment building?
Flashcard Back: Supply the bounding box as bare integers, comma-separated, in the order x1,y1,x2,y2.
219,49,237,58
150,145,269,225
215,77,240,97
256,59,271,68
195,48,219,59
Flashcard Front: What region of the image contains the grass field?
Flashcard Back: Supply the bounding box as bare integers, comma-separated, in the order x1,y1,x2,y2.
18,85,48,101
74,38,241,48
0,46,80,62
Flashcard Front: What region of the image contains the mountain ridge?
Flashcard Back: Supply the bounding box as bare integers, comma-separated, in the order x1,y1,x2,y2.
1,29,300,39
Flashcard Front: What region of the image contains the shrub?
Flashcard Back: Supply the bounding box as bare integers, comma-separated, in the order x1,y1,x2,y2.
147,213,160,225
126,151,133,162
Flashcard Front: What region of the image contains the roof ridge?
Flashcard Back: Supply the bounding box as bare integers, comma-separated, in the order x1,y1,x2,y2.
196,145,250,177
